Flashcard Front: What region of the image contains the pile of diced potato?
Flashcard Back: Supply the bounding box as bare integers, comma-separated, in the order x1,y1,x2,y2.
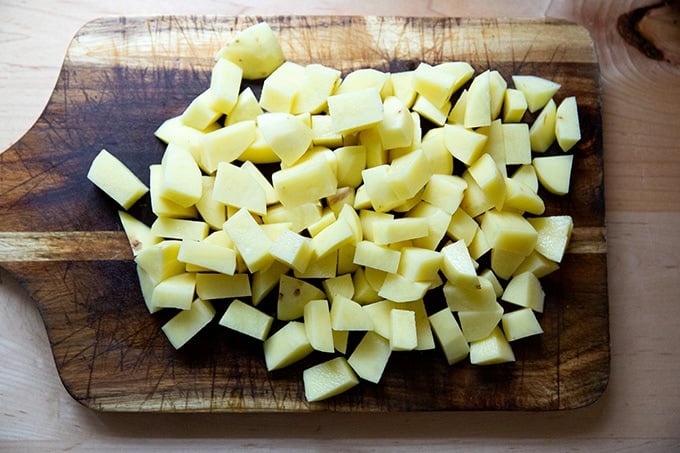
87,22,580,402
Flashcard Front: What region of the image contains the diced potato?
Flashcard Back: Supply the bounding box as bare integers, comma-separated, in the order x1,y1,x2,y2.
251,260,289,306
264,202,323,234
555,96,581,151
528,215,574,263
219,299,273,341
390,70,417,108
333,329,350,354
513,250,560,278
440,240,479,288
263,321,313,370
223,208,274,273
215,21,285,80
293,63,341,114
371,217,429,245
447,89,467,125
480,209,537,256
322,273,355,303
397,246,443,283
478,119,506,176
162,298,216,349
209,58,242,114
511,164,539,192
193,177,225,230
529,98,557,152
377,96,414,149
459,171,494,218
303,357,359,402
277,274,326,321
272,152,338,208
351,266,382,304
443,277,497,312
212,162,267,215
118,211,160,256
330,295,373,331
502,308,544,341
328,87,384,135
200,120,257,172
491,247,526,280
310,218,354,258
353,240,401,274
388,149,433,200
293,249,338,279
258,61,304,113
479,268,504,297
502,88,528,123
428,308,470,365
533,154,574,195
136,265,160,314
502,122,532,165
468,228,491,260
467,153,506,210
502,271,545,313
134,240,185,283
334,145,367,188
511,75,560,113
87,149,149,210
378,273,430,303
361,165,403,212
195,273,251,300
160,142,202,208
152,272,196,310
421,127,454,176
503,177,545,215
178,239,236,275
458,302,504,342
413,62,458,108
348,331,392,383
469,326,515,365
151,217,209,241
435,61,474,93
238,128,281,164
411,94,450,127
446,208,479,246
149,165,198,218
390,308,418,351
464,70,491,128
406,201,451,250
336,68,391,97
180,89,222,130
267,229,311,273
257,112,313,165
488,70,508,120
226,87,263,125
304,299,335,353
443,124,488,166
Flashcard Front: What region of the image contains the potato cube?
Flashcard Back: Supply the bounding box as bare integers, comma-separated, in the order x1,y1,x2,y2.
193,177,225,230
491,247,526,280
446,208,479,246
159,144,203,208
478,119,507,176
529,98,557,152
226,87,263,125
390,70,417,108
333,145,367,188
310,218,354,259
464,70,491,128
330,295,373,331
277,274,326,321
311,115,344,148
335,68,390,96
468,228,491,260
502,122,532,165
148,165,197,218
251,260,289,306
151,217,209,241
458,302,504,342
351,266,382,304
212,162,267,216
388,149,432,200
488,70,508,120
406,201,451,250
200,120,257,172
447,88,467,125
469,326,515,365
468,153,506,210
555,96,581,151
178,239,236,275
428,308,470,365
390,308,418,351
502,88,528,123
195,273,251,300
527,215,574,263
257,112,312,165
502,271,545,312
215,22,285,80
378,273,430,303
293,249,338,279
348,331,392,383
303,357,359,402
180,89,222,131
371,217,429,245
238,128,280,164
258,61,304,113
443,124,488,165
272,152,338,208
421,127,454,176
219,299,273,341
444,277,497,312
353,240,401,274
152,272,196,310
502,308,544,341
511,164,539,192
511,74,560,113
263,321,313,371
440,240,479,288
118,211,160,256
377,96,414,149
459,171,493,218
411,94,450,126
503,177,545,215
322,273,355,303
413,62,458,108
397,246,443,283
480,209,537,256
209,58,242,114
162,298,215,349
361,165,403,212
513,250,560,278
223,208,273,273
328,87,384,135
269,229,313,273
533,154,574,196
134,240,185,283
87,149,149,210
304,299,335,353
479,268,504,297
293,63,341,114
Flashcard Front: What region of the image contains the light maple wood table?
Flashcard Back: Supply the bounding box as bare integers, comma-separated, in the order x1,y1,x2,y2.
1,0,678,451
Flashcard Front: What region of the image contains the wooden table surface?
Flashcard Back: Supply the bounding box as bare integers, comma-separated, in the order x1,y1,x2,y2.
1,0,678,451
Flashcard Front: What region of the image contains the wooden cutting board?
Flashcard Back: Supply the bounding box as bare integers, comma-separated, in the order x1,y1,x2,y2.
0,16,608,412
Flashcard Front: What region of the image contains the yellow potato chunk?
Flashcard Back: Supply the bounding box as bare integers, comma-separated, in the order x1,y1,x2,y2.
502,88,528,123
428,308,470,365
527,215,574,263
464,70,491,128
159,144,202,208
180,89,221,131
328,87,384,135
412,94,450,127
304,299,335,353
152,272,196,310
555,96,582,151
272,152,338,208
263,321,313,371
161,298,216,349
134,240,184,283
269,229,314,273
348,331,392,383
533,154,574,195
390,308,418,351
277,274,326,321
511,74,560,113
219,299,273,341
469,326,515,365
353,240,401,274
303,357,359,402
444,277,497,312
480,209,537,256
467,153,506,210
226,87,263,125
458,302,504,342
223,208,273,273
503,177,545,215
529,98,557,152
502,122,532,165
377,96,414,149
502,307,544,341
208,58,242,114
292,63,341,114
118,211,160,256
502,271,545,313
200,120,257,172
330,295,373,331
443,124,488,166
215,21,285,80
195,273,251,300
440,239,479,288
257,111,313,165
178,239,236,275
151,217,209,241
378,273,430,303
87,149,149,210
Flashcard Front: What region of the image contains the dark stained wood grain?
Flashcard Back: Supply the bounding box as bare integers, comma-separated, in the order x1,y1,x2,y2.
0,16,608,412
